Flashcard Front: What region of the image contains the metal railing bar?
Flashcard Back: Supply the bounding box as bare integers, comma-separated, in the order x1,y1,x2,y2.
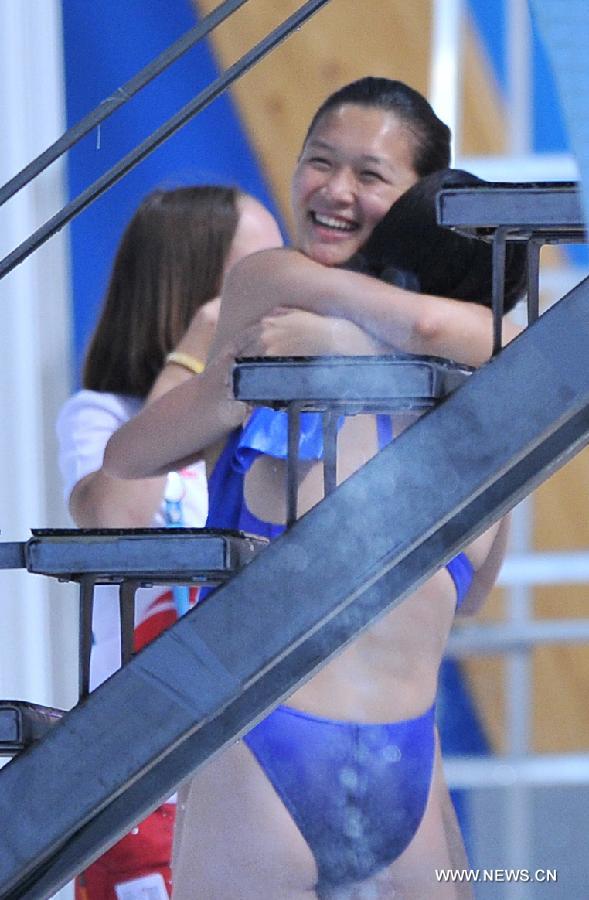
499,550,589,585
0,0,249,209
444,753,589,789
447,618,589,656
0,0,331,283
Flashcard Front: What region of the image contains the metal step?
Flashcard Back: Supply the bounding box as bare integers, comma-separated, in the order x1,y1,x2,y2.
436,180,583,239
0,702,64,757
233,353,473,411
0,528,266,701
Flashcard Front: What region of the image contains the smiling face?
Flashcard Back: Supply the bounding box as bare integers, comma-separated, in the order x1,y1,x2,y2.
291,103,420,267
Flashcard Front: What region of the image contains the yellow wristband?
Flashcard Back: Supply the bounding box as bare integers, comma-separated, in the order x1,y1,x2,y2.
165,351,205,375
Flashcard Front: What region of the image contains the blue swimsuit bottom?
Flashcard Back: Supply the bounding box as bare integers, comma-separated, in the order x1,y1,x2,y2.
244,704,436,893
206,409,474,892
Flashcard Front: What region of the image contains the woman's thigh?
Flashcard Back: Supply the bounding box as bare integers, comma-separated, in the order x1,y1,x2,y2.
173,740,319,899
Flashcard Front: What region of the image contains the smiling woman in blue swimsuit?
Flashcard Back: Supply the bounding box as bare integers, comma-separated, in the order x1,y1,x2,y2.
106,78,525,899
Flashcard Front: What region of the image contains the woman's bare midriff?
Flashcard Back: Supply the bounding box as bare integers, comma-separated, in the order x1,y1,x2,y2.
286,567,457,722
207,412,473,724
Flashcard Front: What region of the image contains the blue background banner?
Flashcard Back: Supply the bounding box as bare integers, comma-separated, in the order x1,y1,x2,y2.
62,0,281,380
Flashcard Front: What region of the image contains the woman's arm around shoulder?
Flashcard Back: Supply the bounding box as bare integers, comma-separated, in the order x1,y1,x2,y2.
64,299,228,524
103,342,247,480
213,248,521,368
57,390,169,528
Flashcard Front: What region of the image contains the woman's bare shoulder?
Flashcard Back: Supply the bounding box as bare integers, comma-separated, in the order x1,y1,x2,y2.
229,245,304,277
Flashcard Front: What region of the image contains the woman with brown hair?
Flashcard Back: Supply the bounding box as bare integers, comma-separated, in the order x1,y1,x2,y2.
106,79,522,898
57,184,282,898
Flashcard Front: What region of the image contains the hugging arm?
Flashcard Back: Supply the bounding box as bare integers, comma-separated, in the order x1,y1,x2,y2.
103,344,247,479
105,246,520,482
72,301,223,522
236,307,393,357
104,252,398,482
212,248,520,368
69,468,168,530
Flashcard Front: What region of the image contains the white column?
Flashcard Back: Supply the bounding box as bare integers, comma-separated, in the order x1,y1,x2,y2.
429,0,465,160
506,0,533,155
0,4,78,895
0,2,78,719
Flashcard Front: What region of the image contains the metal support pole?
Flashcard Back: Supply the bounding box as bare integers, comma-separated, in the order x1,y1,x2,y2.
78,578,95,700
492,227,508,355
287,405,302,527
322,411,338,496
527,238,542,324
119,581,139,668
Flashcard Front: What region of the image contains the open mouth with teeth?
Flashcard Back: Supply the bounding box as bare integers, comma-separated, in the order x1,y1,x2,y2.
311,211,358,233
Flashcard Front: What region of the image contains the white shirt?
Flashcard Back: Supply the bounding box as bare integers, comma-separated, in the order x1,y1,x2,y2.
56,389,208,689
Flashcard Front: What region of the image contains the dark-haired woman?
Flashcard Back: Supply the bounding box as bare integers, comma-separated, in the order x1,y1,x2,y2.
106,80,522,898
57,185,282,897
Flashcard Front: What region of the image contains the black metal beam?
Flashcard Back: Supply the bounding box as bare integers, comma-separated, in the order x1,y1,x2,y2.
233,354,473,411
436,181,584,236
23,528,265,582
0,0,332,282
0,529,265,581
1,276,589,897
0,0,250,209
15,393,589,900
28,396,589,900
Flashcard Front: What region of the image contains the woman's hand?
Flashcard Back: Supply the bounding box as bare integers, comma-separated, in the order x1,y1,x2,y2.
105,341,248,480
235,307,392,357
149,298,222,401
175,297,221,361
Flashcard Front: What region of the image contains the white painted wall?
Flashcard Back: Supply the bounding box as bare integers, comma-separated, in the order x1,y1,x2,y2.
0,1,77,894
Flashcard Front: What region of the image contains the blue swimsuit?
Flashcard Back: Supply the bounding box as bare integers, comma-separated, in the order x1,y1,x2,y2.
206,409,474,893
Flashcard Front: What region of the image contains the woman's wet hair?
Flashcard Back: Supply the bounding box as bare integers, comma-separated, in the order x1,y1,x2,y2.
83,185,240,397
346,168,527,312
304,77,451,176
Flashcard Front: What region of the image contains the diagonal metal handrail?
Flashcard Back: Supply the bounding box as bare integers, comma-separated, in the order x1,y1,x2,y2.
0,0,331,283
0,0,249,209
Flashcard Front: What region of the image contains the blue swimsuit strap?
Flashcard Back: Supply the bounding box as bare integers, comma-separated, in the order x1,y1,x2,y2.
445,552,474,610
375,413,394,448
207,410,474,606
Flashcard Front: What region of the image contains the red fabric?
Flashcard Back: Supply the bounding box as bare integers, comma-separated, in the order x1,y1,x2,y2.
133,607,177,653
133,587,199,651
75,804,175,899
75,589,198,899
